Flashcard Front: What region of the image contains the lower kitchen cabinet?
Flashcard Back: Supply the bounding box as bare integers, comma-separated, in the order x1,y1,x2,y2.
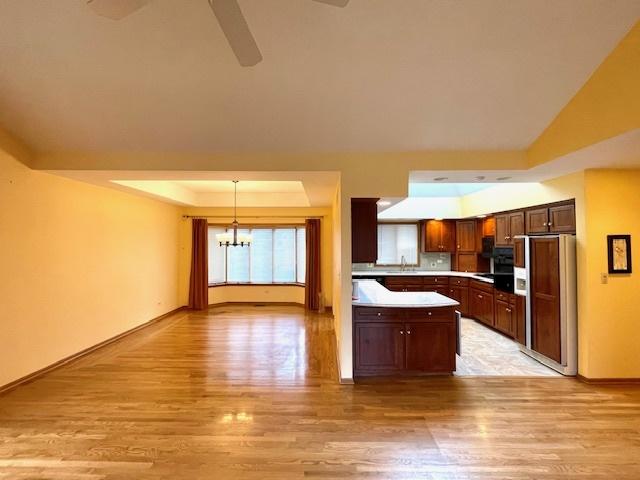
447,285,469,316
405,322,456,373
514,295,526,344
353,306,457,377
494,299,514,336
469,287,494,326
354,322,405,374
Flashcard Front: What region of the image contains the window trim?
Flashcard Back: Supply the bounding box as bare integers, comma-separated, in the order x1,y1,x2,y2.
375,221,421,267
207,224,307,286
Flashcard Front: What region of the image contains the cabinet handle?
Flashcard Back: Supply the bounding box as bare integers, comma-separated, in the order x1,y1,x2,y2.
506,308,512,313
478,294,483,299
400,330,404,335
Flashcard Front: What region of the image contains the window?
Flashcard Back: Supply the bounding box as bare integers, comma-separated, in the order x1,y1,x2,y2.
376,223,419,265
208,226,306,285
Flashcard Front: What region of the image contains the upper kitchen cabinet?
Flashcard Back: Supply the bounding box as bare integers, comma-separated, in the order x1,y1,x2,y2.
495,211,525,246
423,220,456,253
456,220,478,252
351,198,379,263
482,216,496,237
525,201,576,235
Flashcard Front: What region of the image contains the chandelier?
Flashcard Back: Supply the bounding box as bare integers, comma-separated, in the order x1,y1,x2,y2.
216,180,252,247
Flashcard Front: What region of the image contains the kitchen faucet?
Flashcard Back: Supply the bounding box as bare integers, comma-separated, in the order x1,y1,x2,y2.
400,255,407,272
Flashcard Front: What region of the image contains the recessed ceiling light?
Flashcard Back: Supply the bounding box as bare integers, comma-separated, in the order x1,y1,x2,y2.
496,176,512,181
377,200,391,206
433,177,448,181
475,176,486,181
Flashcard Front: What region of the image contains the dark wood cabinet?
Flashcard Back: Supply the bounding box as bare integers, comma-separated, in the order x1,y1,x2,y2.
423,220,456,253
456,220,477,252
351,198,378,263
469,286,494,327
385,276,423,292
354,322,405,374
514,237,525,268
353,306,457,377
530,237,562,363
448,285,469,316
494,299,514,336
405,322,456,373
495,211,525,246
482,216,496,237
456,252,479,272
514,295,526,345
526,207,549,234
548,203,576,233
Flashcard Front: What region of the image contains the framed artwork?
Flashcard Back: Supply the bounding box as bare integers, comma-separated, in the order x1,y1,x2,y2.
607,235,632,274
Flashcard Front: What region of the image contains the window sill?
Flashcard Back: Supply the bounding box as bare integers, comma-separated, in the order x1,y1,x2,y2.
208,283,305,288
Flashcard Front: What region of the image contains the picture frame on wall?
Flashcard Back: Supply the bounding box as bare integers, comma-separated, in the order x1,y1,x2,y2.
607,234,632,274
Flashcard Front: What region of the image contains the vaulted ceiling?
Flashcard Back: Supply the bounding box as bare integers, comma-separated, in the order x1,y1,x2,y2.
1,0,639,155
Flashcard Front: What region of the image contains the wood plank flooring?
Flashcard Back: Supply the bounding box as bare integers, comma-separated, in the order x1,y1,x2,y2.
1,305,640,479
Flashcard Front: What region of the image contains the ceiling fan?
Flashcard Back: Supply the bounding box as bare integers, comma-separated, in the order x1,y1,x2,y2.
86,0,350,67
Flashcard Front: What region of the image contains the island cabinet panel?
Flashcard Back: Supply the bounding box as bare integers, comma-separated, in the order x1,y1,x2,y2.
353,306,457,377
351,198,379,263
405,322,456,373
354,323,405,374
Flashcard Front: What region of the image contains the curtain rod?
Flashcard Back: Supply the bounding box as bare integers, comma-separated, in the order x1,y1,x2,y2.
182,215,323,219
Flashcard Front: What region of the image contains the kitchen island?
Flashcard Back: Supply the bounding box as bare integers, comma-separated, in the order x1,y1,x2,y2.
352,280,460,377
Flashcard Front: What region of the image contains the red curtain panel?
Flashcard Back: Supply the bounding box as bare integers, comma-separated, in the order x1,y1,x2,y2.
188,218,209,310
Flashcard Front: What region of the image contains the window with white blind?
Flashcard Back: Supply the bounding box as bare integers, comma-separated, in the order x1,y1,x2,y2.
376,223,419,265
208,226,306,285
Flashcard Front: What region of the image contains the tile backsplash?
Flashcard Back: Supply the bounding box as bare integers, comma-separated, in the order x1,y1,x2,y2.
353,253,452,272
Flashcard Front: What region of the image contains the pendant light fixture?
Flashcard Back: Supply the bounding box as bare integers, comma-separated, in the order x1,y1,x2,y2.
216,180,252,247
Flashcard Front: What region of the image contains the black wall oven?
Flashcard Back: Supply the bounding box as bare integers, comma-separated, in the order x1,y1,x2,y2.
493,247,514,293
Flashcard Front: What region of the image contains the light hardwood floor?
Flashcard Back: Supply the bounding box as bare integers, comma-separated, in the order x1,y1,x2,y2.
1,305,640,479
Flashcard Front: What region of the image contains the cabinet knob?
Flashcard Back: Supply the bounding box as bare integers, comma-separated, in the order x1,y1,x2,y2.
506,308,512,313
450,289,453,293
548,222,553,226
543,222,547,226
435,279,438,282
377,312,381,316
400,330,404,335
407,330,411,335
478,294,483,299
504,236,508,240
428,311,432,316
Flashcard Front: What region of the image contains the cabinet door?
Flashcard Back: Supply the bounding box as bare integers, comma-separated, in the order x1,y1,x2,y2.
526,207,549,234
448,286,469,316
456,220,476,252
508,211,525,244
354,322,405,374
456,253,478,272
514,295,526,345
530,237,561,363
351,199,378,263
471,288,493,326
405,322,456,373
482,217,496,237
441,220,457,252
494,299,514,336
424,220,443,252
495,214,510,247
548,203,576,233
514,237,525,268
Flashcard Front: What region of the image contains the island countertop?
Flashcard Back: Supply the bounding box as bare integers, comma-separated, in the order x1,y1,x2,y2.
352,279,460,308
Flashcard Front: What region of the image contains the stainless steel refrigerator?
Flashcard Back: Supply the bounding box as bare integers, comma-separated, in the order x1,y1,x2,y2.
514,234,577,375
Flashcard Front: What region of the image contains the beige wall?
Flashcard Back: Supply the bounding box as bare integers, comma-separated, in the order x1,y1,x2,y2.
178,207,333,308
0,152,181,387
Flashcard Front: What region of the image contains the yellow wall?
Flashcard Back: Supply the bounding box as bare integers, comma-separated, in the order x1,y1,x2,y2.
178,207,333,307
581,169,640,378
0,152,181,387
528,21,640,167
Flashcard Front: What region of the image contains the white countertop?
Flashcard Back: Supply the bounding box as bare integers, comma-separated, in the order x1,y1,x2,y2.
351,270,494,284
353,279,460,308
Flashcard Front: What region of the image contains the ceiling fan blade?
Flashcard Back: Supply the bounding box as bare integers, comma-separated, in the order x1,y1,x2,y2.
208,0,263,67
86,0,151,20
313,0,350,7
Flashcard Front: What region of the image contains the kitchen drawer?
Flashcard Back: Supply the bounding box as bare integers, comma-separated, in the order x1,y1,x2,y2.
353,307,401,322
509,293,516,305
448,276,470,287
407,307,455,322
495,291,510,302
424,276,449,286
469,279,494,294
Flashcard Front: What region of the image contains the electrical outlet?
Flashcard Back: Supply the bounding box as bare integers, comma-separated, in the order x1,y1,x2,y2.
601,273,608,284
